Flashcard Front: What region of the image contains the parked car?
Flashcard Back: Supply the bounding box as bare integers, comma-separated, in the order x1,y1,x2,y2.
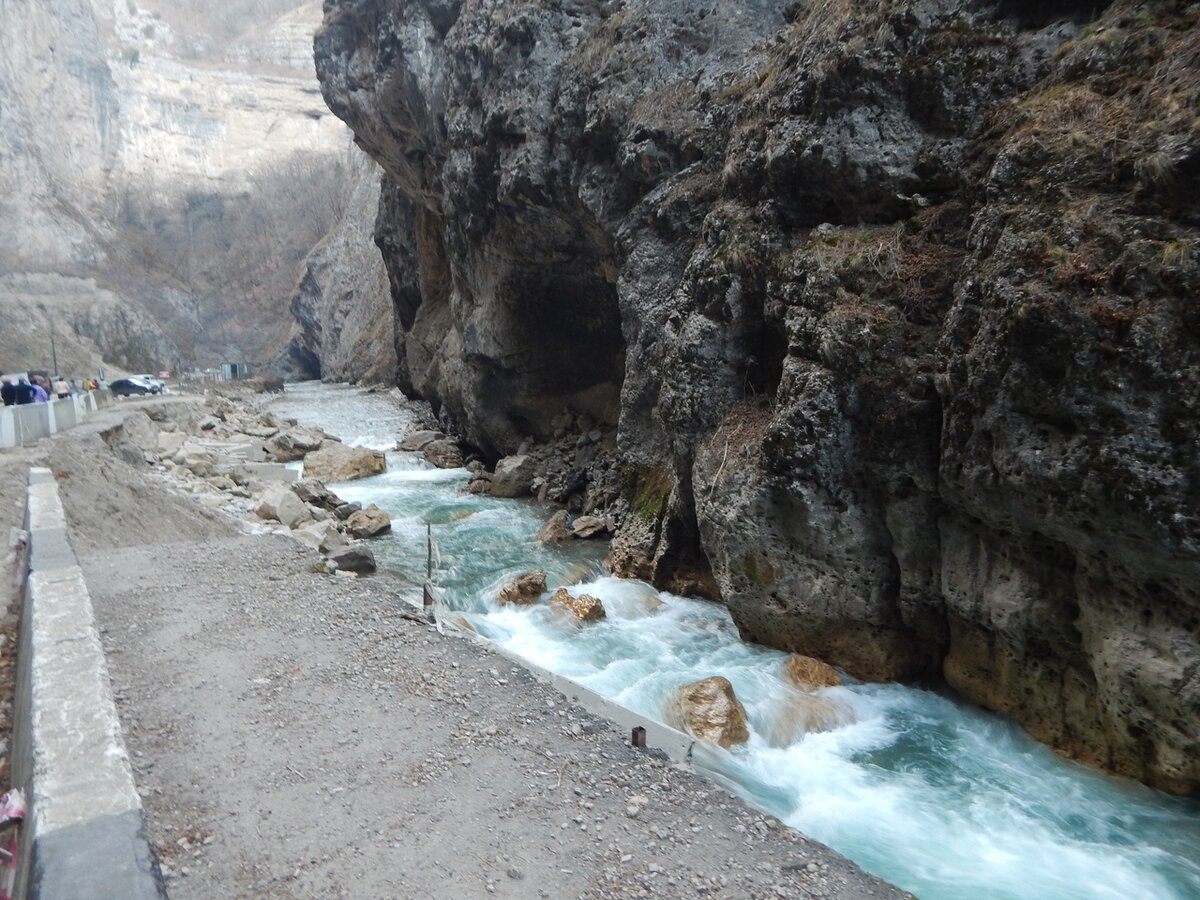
109,377,155,397
137,373,166,392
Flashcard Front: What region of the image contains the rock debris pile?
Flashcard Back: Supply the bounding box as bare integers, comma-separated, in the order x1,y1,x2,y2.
104,396,393,576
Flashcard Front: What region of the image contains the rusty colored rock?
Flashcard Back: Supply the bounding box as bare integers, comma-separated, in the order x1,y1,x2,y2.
781,654,841,690
496,568,547,605
549,587,605,622
667,676,749,749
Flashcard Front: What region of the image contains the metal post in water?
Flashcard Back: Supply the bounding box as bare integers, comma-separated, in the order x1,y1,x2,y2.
426,522,433,580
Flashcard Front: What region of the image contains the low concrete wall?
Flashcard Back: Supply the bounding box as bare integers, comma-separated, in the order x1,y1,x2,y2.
0,393,101,449
11,469,164,899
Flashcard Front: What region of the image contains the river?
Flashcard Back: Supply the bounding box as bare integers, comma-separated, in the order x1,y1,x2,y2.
271,381,1200,900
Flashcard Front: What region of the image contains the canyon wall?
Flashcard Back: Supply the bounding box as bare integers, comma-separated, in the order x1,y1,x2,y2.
314,0,1199,794
0,0,352,373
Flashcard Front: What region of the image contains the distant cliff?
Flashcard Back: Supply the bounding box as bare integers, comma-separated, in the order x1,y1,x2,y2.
0,0,350,372
313,0,1200,794
278,149,397,384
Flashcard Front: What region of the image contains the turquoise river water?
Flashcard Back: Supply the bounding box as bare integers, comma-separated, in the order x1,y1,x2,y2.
271,382,1200,900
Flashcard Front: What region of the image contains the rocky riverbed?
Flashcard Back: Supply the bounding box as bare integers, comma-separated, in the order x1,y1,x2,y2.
0,394,905,897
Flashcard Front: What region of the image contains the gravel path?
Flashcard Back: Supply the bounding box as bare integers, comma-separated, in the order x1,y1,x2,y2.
10,398,907,899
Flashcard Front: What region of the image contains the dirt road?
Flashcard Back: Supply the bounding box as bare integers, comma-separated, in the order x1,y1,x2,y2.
5,398,905,898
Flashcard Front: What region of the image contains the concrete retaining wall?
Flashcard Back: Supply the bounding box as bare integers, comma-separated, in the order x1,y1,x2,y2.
0,394,103,449
11,469,164,899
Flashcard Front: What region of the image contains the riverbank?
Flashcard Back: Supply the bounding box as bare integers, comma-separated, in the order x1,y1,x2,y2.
1,396,904,897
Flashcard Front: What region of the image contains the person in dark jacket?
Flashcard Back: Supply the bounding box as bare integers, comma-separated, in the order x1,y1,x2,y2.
0,377,14,407
14,378,35,405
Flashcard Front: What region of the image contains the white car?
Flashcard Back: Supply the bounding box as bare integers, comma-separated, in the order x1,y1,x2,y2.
136,374,166,393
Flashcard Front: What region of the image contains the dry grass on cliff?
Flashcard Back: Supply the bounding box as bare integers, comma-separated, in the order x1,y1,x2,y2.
708,400,773,462
978,2,1200,207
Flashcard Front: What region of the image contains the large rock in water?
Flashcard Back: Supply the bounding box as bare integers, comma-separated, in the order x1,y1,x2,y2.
782,655,841,690
344,504,391,538
422,439,463,469
490,454,535,498
762,690,855,749
496,569,547,605
667,677,750,749
314,0,1200,792
397,429,445,451
549,587,605,623
303,443,385,482
535,510,573,544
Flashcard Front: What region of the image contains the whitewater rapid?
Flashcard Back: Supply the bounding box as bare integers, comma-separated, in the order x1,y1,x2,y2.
272,382,1200,900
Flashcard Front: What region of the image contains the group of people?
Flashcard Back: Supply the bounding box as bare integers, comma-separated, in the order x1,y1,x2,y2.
0,374,91,406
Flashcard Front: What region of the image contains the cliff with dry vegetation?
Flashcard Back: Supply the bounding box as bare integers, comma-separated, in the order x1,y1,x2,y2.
312,0,1199,794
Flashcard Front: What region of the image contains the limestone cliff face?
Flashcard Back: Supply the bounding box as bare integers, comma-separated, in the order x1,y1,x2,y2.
280,149,397,383
315,0,1200,794
0,0,350,371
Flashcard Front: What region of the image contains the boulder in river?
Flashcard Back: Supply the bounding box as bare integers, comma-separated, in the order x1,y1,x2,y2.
496,568,547,605
423,439,464,469
333,502,362,520
303,443,386,482
667,676,750,749
345,504,392,538
330,546,376,575
570,514,611,539
535,510,573,544
397,429,446,451
782,654,842,690
490,454,535,498
762,690,855,749
549,587,605,622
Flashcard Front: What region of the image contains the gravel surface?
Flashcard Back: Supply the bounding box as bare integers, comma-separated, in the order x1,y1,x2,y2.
6,397,908,899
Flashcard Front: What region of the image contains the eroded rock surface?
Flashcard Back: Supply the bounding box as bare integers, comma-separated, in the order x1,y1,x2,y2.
315,0,1200,792
302,443,386,482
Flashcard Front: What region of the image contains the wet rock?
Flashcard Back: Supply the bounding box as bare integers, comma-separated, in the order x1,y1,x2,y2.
762,690,855,749
330,545,376,575
466,472,492,494
345,504,392,539
570,514,610,539
667,676,749,749
333,502,361,520
781,655,841,690
535,510,573,544
397,429,446,451
496,569,547,605
490,454,535,498
549,587,606,623
423,439,463,469
302,443,386,482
